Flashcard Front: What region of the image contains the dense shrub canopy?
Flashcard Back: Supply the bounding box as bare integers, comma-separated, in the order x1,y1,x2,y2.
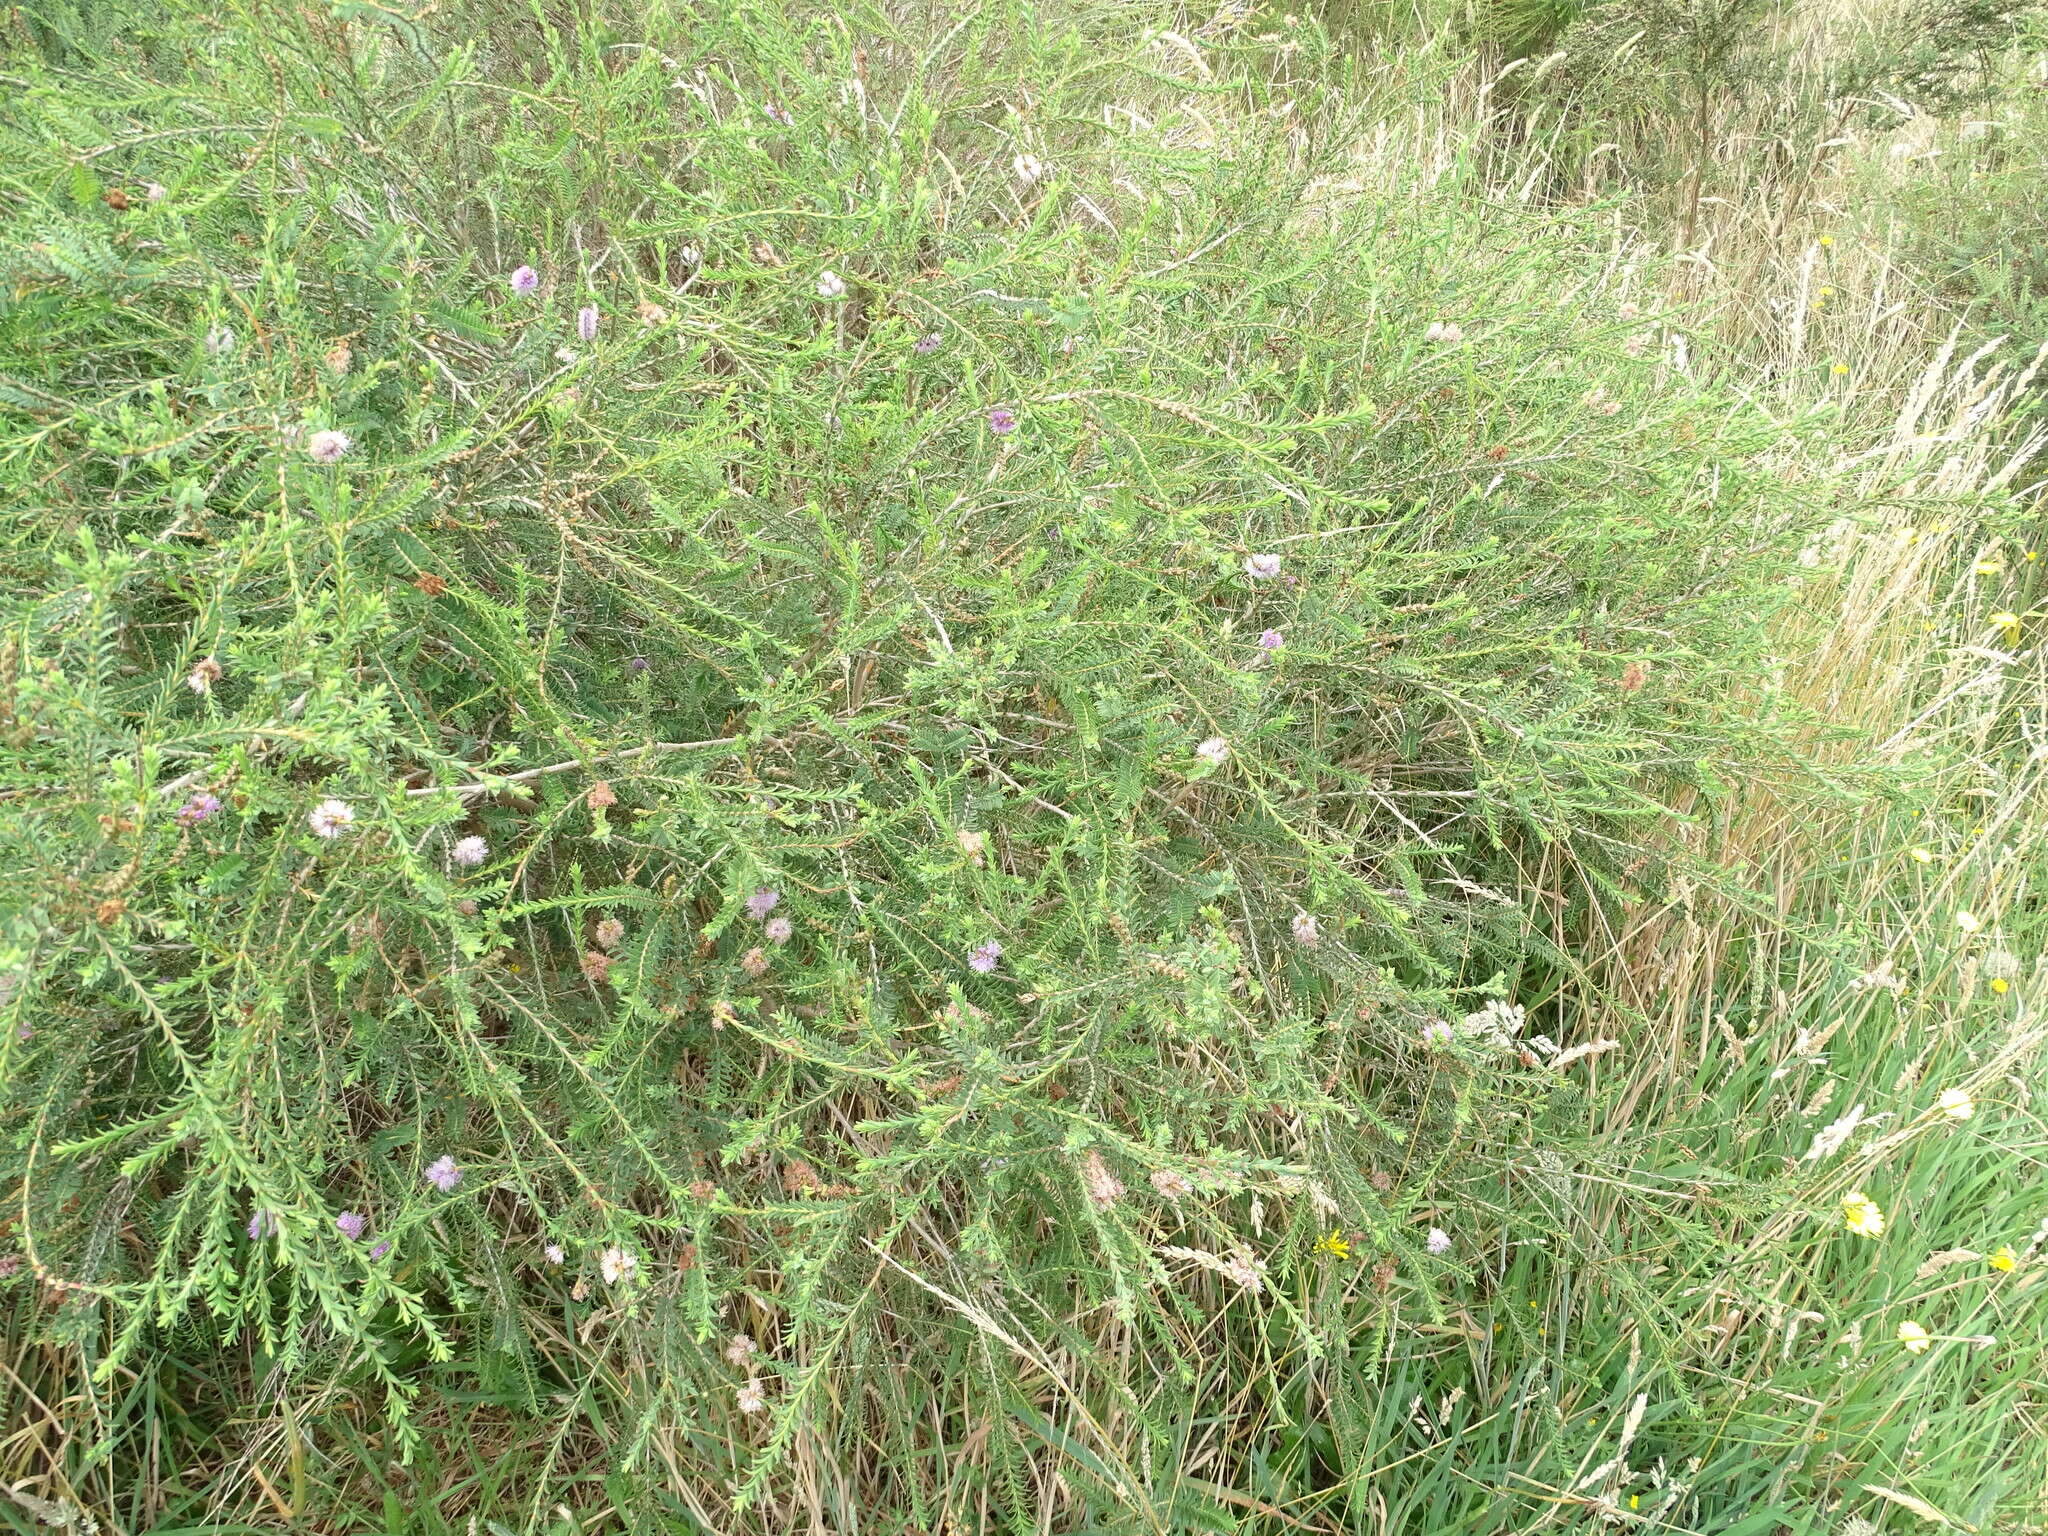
16,2,2042,1530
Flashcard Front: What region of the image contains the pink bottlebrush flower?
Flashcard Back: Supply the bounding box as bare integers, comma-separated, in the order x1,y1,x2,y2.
450,835,489,869
424,1155,463,1194
968,940,1003,974
306,429,352,464
594,917,626,950
368,1239,392,1260
1195,737,1230,768
1291,911,1319,946
745,887,781,920
1426,1226,1452,1255
986,406,1018,435
1258,629,1285,651
336,1211,368,1241
764,916,793,945
740,946,770,978
510,265,540,294
1244,553,1282,579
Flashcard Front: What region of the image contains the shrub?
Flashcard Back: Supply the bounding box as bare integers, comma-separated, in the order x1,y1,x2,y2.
0,0,1891,1525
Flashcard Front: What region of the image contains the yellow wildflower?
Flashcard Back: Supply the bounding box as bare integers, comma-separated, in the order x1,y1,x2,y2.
1990,611,2021,643
1936,1087,1974,1120
1897,1320,1931,1354
1819,234,1835,247
1842,1190,1885,1237
1831,363,1850,376
1990,977,2010,995
1989,1245,2015,1273
1314,1229,1351,1260
1974,560,2003,575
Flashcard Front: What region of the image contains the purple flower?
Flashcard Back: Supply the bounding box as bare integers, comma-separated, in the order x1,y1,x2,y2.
336,1211,368,1241
626,655,651,674
762,101,795,126
764,915,793,945
1426,1226,1452,1255
1195,736,1230,768
745,887,781,921
968,940,1003,974
987,407,1018,436
1421,1019,1454,1048
510,265,540,295
1291,911,1319,946
177,792,221,827
578,305,600,343
248,1209,277,1241
450,835,490,869
1244,553,1283,579
914,332,943,354
368,1239,392,1261
424,1155,463,1194
1258,629,1285,651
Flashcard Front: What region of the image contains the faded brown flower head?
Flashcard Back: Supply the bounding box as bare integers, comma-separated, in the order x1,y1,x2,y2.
1081,1150,1125,1210
724,1333,759,1366
594,917,626,950
709,1000,737,1029
1149,1168,1193,1200
741,946,770,977
586,779,618,808
689,1179,717,1201
581,949,614,984
325,341,352,376
414,572,447,597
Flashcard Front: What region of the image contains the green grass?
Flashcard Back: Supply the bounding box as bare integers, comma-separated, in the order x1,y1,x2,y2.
2,0,2046,1531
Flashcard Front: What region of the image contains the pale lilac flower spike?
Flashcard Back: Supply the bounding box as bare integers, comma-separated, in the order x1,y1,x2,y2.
987,407,1018,435
914,332,942,354
969,940,1003,974
578,305,600,343
450,835,490,869
745,887,781,920
1258,629,1285,651
424,1155,463,1194
764,916,793,945
307,429,352,464
368,1239,392,1261
336,1211,368,1241
1426,1226,1452,1255
248,1209,277,1241
511,265,540,294
1244,553,1282,579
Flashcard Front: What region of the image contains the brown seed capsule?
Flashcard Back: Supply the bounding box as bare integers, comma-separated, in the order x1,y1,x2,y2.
586,779,617,808
103,188,131,211
414,572,447,597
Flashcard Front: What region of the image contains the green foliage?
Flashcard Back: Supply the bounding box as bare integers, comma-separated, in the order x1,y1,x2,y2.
1,1,2044,1532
